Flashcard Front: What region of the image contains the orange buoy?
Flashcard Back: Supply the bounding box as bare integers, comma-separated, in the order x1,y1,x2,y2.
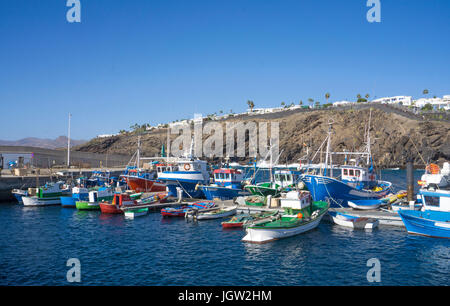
297,213,303,219
426,163,440,175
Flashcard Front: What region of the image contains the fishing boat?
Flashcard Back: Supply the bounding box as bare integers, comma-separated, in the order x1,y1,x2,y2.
198,168,249,200
122,168,166,193
221,211,278,228
75,187,114,210
11,188,28,203
188,205,237,220
99,193,139,214
157,139,210,199
245,169,302,197
124,208,149,219
60,186,89,208
328,211,379,229
417,162,450,189
398,210,450,238
242,200,329,244
301,116,392,208
160,201,216,217
22,181,69,206
348,199,383,210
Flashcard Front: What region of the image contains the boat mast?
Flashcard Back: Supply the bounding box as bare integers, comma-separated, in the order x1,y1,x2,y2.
324,120,332,177
366,109,372,165
137,136,141,169
67,113,71,168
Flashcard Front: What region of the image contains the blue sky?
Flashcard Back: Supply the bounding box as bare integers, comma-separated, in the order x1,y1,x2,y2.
0,0,449,140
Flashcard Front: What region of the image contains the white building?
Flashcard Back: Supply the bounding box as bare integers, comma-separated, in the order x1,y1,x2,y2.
332,101,354,107
414,97,449,110
371,96,413,106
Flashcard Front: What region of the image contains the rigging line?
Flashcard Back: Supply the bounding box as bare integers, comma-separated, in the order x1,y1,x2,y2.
396,122,427,166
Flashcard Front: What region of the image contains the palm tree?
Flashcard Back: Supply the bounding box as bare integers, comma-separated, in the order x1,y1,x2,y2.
308,98,314,108
423,89,429,96
365,93,370,101
357,94,362,100
325,93,330,104
247,100,255,112
281,101,286,107
299,100,303,106
315,101,320,108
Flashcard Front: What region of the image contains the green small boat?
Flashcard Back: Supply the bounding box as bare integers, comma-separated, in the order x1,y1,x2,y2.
244,195,266,206
75,201,100,210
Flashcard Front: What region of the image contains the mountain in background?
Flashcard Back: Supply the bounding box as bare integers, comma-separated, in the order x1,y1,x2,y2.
0,136,87,149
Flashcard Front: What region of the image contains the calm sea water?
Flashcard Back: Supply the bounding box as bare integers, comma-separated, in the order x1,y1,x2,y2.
0,170,449,286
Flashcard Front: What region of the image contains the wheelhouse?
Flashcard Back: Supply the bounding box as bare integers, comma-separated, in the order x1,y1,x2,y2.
419,189,450,212
274,170,301,188
213,168,244,187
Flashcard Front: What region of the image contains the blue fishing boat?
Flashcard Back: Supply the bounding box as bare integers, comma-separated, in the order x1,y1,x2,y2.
199,168,249,200
157,140,210,199
11,188,28,203
301,116,392,208
60,187,89,208
398,210,450,238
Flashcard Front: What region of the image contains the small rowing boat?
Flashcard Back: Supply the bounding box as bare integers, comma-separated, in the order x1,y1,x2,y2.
188,205,237,220
161,201,216,217
124,208,149,219
328,211,379,229
221,211,278,228
348,199,383,210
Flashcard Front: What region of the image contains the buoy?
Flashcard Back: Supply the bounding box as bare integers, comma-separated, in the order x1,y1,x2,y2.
297,213,303,219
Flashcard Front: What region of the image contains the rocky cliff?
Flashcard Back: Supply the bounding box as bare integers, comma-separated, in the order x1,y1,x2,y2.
74,107,450,168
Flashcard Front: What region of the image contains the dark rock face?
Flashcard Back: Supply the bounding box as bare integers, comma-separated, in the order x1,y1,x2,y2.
74,108,450,168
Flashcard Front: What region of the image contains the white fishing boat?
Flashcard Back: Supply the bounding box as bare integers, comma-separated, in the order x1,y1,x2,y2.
124,208,149,219
22,181,66,207
191,205,238,220
242,200,329,243
348,199,383,210
328,211,379,229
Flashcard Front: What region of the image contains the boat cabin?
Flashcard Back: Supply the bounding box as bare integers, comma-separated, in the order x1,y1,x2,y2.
280,190,311,210
111,193,136,207
212,168,245,188
340,166,376,189
274,170,301,188
156,158,210,183
419,189,450,212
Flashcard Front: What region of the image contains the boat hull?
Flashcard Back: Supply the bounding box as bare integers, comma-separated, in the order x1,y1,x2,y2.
200,185,249,201
195,207,237,220
126,177,166,193
164,180,205,198
99,202,123,214
124,208,148,219
301,175,391,207
22,196,61,206
75,201,100,210
398,210,450,238
348,199,382,210
244,184,279,197
242,213,325,243
328,211,379,229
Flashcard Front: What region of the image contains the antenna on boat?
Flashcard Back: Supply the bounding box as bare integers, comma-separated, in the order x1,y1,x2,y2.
67,113,71,168
137,136,141,169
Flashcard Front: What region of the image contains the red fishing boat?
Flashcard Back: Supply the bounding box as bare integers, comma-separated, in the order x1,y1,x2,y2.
100,193,138,214
122,169,166,193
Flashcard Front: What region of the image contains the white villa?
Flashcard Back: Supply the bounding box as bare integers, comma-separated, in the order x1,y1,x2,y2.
414,96,450,110
371,96,413,106
332,100,354,107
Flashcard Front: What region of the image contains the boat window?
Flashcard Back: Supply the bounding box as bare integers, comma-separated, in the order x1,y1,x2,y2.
220,173,225,179
225,173,230,179
286,174,292,181
424,196,440,207
343,169,348,175
215,173,219,179
349,169,354,176
355,170,360,177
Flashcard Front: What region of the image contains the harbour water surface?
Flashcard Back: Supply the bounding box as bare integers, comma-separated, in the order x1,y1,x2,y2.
0,170,449,285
